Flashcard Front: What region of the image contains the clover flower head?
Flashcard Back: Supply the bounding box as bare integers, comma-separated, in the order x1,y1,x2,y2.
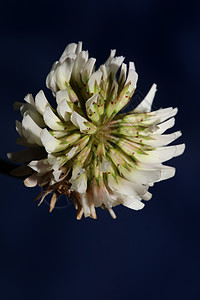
8,41,185,219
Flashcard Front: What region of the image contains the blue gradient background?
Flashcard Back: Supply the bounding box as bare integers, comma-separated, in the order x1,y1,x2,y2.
0,0,199,299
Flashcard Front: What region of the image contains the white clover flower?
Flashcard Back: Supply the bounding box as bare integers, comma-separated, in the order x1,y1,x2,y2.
8,42,185,219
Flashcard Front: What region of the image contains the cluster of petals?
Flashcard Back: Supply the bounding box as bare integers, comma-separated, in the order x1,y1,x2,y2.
9,42,185,219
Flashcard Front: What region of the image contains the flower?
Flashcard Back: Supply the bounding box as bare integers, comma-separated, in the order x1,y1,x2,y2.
8,42,185,219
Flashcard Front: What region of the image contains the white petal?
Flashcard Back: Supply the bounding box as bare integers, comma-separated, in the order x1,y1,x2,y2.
66,146,78,160
69,173,87,193
48,155,67,171
52,169,63,182
87,70,102,93
43,106,64,130
81,58,96,84
144,131,182,147
35,90,50,115
120,167,161,185
56,57,74,89
109,56,125,77
24,94,34,106
24,173,38,187
158,108,178,123
46,68,57,94
85,94,98,111
49,131,68,138
144,108,178,125
71,51,88,87
59,43,77,63
60,53,77,62
77,193,91,218
28,159,51,174
105,49,116,66
142,192,152,201
20,103,45,127
125,62,138,91
137,163,176,183
155,117,175,134
122,196,145,210
99,64,107,79
134,83,157,113
71,163,85,180
56,89,70,105
47,153,58,165
75,41,83,55
134,145,183,164
174,143,185,157
157,166,176,182
102,195,120,210
57,100,71,121
107,208,117,219
22,113,42,146
108,176,148,197
105,190,123,208
70,111,88,132
91,181,108,207
99,157,111,172
118,63,127,86
40,128,67,153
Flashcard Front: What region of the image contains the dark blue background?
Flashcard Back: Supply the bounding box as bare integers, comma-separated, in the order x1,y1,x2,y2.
0,0,199,299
